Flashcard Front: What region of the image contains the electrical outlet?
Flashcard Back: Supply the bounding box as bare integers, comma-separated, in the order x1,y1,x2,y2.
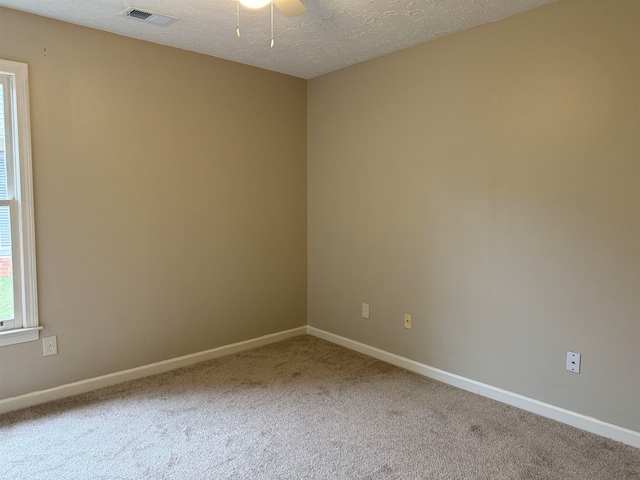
404,313,412,330
566,351,580,373
43,336,58,356
361,303,370,319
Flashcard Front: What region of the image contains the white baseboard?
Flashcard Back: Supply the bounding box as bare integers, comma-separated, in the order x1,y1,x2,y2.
308,326,640,449
3,324,638,449
0,326,307,415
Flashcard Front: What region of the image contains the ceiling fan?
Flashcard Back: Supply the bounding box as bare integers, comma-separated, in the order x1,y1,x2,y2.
236,0,307,47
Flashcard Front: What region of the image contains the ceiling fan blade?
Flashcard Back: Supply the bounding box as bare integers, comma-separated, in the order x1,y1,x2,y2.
273,0,307,18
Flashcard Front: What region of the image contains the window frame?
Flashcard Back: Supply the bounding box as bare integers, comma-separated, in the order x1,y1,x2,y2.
0,59,40,347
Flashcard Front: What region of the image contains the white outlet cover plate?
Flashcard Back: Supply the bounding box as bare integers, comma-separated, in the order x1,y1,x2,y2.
404,313,412,329
566,351,580,373
361,303,370,319
43,336,58,356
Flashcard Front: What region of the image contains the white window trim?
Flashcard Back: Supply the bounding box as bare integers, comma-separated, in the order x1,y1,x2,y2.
0,59,40,347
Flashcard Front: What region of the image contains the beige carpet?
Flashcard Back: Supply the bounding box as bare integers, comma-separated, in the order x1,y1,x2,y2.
1,335,639,479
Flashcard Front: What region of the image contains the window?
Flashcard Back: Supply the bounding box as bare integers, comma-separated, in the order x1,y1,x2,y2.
0,59,39,346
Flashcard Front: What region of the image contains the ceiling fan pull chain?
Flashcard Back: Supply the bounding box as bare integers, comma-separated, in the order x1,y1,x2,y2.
236,0,241,37
270,0,274,48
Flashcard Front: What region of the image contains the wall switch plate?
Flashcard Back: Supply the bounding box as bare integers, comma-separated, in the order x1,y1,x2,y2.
43,336,58,356
566,351,580,373
404,313,412,330
361,303,370,319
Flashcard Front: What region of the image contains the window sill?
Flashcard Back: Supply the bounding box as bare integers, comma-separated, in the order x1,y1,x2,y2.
0,326,43,347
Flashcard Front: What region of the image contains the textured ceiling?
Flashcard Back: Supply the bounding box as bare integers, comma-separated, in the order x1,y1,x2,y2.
0,0,555,78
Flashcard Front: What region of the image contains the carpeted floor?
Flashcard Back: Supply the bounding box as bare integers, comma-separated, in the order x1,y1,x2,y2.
1,335,639,479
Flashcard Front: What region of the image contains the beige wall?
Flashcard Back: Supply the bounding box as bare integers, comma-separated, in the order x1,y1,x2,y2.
308,0,639,431
0,8,307,399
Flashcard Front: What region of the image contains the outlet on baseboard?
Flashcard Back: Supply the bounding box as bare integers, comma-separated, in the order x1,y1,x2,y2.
43,336,58,356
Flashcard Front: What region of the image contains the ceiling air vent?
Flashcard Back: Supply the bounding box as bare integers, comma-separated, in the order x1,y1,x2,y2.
121,7,178,27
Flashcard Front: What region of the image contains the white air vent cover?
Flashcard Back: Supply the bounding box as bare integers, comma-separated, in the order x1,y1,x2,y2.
121,7,178,26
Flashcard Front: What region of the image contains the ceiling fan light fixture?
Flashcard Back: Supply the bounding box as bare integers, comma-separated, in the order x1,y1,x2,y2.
239,0,271,9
